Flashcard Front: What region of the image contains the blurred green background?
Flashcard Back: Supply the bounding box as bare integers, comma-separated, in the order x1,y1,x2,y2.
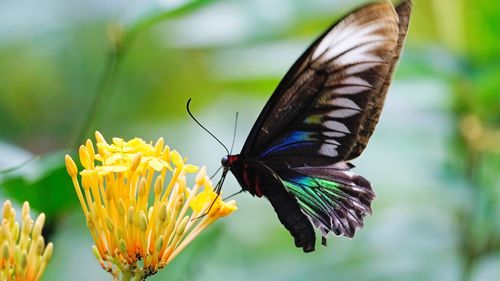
1,0,499,280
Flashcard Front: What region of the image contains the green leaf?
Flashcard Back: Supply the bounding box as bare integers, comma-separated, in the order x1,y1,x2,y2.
0,150,79,219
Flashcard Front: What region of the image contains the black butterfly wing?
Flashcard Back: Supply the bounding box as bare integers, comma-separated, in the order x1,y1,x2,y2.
240,1,412,239
242,0,411,164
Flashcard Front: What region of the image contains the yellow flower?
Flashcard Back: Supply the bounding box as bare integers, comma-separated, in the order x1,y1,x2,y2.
0,200,54,281
190,178,237,218
65,131,237,280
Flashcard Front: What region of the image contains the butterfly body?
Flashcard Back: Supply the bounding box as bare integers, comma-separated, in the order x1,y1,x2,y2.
222,155,265,197
218,0,412,252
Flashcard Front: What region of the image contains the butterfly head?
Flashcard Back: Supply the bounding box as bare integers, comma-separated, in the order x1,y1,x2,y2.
218,155,234,190
214,155,239,195
221,154,240,170
221,155,229,168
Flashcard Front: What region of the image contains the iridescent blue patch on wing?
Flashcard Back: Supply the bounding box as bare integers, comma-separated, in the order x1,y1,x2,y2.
260,131,316,157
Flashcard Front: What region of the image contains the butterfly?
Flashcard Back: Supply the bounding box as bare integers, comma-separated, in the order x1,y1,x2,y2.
217,0,412,252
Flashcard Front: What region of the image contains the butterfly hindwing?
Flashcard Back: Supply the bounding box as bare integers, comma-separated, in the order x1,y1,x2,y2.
275,162,375,238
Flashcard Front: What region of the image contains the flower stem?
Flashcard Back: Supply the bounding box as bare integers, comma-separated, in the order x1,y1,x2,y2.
131,273,145,281
120,270,133,281
74,45,122,148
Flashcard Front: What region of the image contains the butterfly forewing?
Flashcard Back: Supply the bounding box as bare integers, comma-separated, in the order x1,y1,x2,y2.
242,2,405,161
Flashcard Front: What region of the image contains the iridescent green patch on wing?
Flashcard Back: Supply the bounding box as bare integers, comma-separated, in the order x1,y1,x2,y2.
280,169,374,238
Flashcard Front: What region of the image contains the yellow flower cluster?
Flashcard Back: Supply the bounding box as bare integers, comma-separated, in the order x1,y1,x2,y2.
65,132,237,279
0,200,53,281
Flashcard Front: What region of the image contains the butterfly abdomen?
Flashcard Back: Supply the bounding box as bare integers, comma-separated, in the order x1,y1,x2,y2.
263,179,316,253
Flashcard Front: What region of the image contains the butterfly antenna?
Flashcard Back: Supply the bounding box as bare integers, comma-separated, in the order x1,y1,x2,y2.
229,112,238,154
209,165,223,180
186,98,229,155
